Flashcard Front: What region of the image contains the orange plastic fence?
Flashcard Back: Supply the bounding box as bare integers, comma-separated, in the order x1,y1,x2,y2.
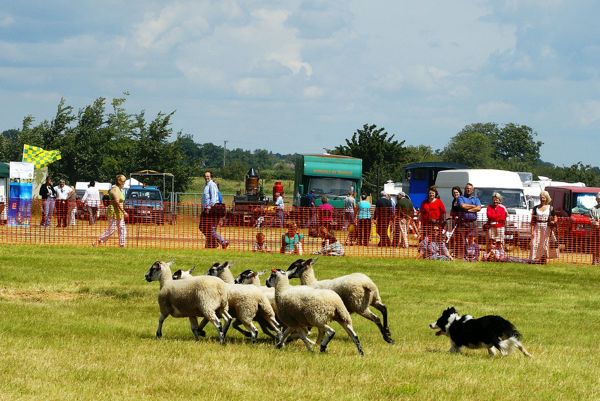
1,201,598,265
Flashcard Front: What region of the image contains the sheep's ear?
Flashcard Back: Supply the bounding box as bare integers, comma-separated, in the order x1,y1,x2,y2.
222,261,231,269
189,265,196,274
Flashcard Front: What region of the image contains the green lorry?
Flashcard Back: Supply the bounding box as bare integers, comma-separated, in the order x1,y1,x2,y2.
293,154,362,209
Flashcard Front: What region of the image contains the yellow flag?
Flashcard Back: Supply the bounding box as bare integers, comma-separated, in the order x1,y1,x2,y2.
22,144,62,169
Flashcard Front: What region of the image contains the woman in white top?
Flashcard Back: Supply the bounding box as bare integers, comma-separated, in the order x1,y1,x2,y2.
529,190,557,263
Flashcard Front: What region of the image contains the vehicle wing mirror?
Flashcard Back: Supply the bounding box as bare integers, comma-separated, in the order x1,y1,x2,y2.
528,199,534,209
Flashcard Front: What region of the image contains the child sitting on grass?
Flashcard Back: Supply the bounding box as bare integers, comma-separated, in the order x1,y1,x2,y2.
253,232,271,253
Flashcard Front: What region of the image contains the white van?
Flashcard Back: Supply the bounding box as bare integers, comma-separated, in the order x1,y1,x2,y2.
434,169,532,244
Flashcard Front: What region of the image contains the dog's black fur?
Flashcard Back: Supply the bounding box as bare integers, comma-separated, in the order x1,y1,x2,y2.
429,307,531,357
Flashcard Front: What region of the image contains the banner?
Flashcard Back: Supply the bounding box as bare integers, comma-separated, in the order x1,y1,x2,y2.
22,144,62,169
8,162,34,227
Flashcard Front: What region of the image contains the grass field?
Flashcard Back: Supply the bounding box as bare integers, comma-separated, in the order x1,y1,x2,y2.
1,245,600,401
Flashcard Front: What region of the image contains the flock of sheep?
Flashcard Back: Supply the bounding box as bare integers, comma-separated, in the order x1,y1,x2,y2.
144,258,392,356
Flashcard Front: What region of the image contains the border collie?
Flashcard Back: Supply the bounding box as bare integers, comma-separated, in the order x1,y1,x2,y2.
429,307,531,357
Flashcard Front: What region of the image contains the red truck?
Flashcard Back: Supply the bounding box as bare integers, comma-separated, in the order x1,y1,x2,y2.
546,186,600,251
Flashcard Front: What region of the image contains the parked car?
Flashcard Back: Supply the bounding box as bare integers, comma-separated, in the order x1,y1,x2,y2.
547,186,600,251
124,185,165,224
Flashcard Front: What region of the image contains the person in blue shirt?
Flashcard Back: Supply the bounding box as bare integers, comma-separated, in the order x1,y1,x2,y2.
455,183,482,258
200,171,228,249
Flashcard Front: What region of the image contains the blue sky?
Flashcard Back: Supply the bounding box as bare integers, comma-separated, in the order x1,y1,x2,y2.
1,0,599,166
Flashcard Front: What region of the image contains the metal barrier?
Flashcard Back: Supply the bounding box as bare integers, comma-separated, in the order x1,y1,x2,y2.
1,201,598,265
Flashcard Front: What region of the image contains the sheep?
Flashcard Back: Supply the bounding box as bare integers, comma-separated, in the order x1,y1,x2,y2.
206,262,281,343
286,258,393,344
144,260,230,344
172,265,196,280
266,269,364,356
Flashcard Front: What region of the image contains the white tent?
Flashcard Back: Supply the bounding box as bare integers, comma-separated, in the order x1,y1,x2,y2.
124,177,142,188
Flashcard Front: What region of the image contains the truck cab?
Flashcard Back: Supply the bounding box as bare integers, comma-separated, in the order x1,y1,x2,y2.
546,186,600,250
293,154,362,209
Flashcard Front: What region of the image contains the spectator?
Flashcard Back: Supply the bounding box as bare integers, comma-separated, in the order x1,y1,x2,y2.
274,192,285,228
199,170,229,249
448,186,463,256
484,239,506,262
419,186,446,238
66,185,77,226
486,192,507,251
280,222,303,254
464,232,480,262
456,183,482,258
393,191,414,248
343,191,356,231
253,232,271,253
590,192,600,265
39,176,56,227
375,191,393,247
0,190,4,224
94,174,128,247
82,181,101,225
318,196,334,231
305,189,317,232
313,226,345,256
357,194,372,246
417,226,453,261
54,179,71,228
529,190,557,264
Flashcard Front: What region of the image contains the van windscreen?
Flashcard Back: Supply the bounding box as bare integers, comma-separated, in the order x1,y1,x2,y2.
475,188,526,209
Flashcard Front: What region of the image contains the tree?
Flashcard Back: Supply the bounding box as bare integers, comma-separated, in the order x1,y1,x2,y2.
492,123,542,167
440,129,495,168
332,124,407,196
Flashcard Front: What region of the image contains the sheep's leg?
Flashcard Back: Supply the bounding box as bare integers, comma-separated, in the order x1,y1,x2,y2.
209,316,225,345
241,321,259,343
276,327,293,349
341,323,364,356
358,308,394,344
196,318,209,337
232,319,253,338
319,325,336,353
373,301,391,337
256,316,278,341
297,330,316,351
222,315,233,339
156,314,167,339
189,317,200,340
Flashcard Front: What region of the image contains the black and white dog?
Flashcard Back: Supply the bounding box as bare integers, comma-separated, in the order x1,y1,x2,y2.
429,307,532,357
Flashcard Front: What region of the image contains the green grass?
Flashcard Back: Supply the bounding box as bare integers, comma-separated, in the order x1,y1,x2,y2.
1,245,600,401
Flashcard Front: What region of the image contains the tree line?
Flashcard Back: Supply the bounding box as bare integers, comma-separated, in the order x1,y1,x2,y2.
332,123,600,195
1,97,598,195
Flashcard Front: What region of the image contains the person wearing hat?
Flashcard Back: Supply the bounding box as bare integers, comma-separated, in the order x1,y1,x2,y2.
94,174,128,247
393,191,414,248
374,191,392,247
82,181,101,225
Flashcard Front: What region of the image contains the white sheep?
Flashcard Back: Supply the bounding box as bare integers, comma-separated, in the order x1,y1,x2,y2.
286,258,393,344
207,262,281,343
144,260,231,343
266,269,364,356
172,266,196,280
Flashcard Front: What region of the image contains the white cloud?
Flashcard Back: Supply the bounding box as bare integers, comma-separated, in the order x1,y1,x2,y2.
303,85,323,98
476,101,517,119
234,78,271,97
0,15,15,28
575,100,600,126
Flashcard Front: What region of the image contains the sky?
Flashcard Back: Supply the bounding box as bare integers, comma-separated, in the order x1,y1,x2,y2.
1,0,599,166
